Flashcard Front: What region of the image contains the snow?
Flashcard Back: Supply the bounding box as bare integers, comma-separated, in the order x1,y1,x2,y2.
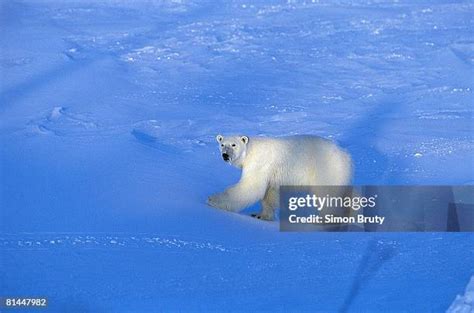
447,276,474,313
0,0,473,311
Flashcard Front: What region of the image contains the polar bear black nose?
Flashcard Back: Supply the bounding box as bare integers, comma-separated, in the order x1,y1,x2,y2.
222,153,229,161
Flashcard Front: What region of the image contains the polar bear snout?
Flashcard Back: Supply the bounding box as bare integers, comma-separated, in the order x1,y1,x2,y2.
222,153,230,161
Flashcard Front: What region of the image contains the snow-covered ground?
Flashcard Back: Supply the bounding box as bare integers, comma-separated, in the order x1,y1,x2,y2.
1,0,473,311
448,276,474,313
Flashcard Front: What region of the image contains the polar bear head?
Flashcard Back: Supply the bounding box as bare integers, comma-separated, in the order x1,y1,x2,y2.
216,134,249,167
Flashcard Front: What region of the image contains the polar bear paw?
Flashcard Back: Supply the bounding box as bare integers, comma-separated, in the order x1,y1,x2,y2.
250,213,273,221
207,193,230,211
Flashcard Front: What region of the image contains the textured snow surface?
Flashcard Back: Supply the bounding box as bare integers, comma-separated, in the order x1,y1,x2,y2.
447,276,474,313
1,0,473,312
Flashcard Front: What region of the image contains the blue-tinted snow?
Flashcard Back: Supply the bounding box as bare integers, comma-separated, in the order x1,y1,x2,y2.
1,0,473,312
447,275,474,312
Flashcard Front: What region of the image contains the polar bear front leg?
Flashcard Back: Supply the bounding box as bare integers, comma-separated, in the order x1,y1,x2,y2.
252,187,279,221
207,192,232,211
207,176,268,213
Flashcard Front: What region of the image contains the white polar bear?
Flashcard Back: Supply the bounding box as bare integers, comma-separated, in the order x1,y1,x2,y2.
207,134,353,220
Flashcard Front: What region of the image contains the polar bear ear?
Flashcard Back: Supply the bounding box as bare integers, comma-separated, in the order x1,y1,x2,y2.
241,136,249,144
216,135,224,142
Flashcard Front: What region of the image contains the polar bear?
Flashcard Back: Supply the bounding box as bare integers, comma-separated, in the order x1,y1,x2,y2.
207,134,353,220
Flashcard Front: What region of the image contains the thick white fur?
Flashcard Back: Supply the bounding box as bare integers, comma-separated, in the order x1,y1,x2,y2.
207,135,353,220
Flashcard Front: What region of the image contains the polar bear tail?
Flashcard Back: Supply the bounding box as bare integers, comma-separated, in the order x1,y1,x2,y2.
333,147,354,186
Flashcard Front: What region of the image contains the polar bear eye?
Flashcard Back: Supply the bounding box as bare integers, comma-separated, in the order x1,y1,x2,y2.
221,144,224,147
231,144,236,147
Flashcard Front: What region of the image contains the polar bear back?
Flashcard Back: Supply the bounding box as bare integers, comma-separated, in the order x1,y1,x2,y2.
242,136,352,187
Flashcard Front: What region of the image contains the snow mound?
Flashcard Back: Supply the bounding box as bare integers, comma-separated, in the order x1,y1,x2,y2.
131,119,211,150
447,276,474,313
